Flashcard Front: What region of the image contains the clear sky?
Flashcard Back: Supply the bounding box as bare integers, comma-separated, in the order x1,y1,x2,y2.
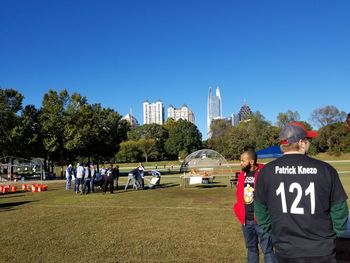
1,0,350,139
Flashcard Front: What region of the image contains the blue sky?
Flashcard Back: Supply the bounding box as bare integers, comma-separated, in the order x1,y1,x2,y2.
1,0,350,139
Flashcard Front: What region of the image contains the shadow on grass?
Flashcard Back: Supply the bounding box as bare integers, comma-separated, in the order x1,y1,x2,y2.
195,183,228,188
158,183,180,188
0,194,26,199
0,200,35,212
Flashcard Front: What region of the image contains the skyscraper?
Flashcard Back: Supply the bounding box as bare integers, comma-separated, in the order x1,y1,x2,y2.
207,86,222,138
122,108,140,129
167,104,195,124
143,100,164,125
239,103,253,121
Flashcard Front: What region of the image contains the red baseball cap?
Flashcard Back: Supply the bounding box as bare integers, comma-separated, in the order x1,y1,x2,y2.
279,122,317,145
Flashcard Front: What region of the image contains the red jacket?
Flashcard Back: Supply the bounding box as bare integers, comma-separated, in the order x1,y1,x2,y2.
233,163,264,225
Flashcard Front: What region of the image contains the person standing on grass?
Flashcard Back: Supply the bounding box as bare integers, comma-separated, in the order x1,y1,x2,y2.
65,164,73,190
137,162,145,189
89,163,96,193
114,165,120,191
82,162,91,194
255,122,348,262
103,164,114,194
75,162,85,194
125,168,139,191
233,148,276,263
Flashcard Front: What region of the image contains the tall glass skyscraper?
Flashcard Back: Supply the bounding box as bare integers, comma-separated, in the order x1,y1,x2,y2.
207,86,222,138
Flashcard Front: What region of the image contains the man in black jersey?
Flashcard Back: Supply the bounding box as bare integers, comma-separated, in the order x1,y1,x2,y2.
255,122,348,263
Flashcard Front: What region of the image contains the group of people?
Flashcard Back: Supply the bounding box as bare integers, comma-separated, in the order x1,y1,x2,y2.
65,162,119,194
66,162,161,193
233,121,348,262
124,163,161,191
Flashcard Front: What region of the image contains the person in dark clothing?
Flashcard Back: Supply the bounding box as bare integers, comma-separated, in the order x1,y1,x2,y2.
114,165,120,190
255,122,348,262
103,164,114,194
125,168,139,191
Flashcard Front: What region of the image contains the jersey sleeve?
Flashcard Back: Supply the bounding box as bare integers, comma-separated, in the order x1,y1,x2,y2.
330,201,349,237
254,167,267,205
330,166,348,204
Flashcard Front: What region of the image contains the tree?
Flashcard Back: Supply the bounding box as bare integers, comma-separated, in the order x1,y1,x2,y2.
276,110,300,127
11,105,45,158
0,88,24,157
39,89,69,168
128,124,168,160
208,112,278,160
313,123,350,154
207,119,233,157
310,105,347,127
115,140,142,163
137,138,156,162
165,119,202,159
63,91,129,164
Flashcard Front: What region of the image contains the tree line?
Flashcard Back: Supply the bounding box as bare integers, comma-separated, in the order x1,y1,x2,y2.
208,108,349,160
1,88,348,169
0,88,203,169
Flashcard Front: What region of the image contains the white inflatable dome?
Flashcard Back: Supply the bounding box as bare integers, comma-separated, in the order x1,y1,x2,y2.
180,149,233,177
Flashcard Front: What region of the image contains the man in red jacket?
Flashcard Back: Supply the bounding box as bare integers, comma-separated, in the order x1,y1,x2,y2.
233,148,276,263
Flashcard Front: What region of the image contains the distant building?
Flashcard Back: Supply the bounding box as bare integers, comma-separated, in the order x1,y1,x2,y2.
121,111,140,129
207,86,222,138
143,100,164,125
231,113,240,126
230,102,253,126
167,104,195,124
239,103,253,121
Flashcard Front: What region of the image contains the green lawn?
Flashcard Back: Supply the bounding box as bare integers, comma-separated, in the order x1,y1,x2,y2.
1,162,350,263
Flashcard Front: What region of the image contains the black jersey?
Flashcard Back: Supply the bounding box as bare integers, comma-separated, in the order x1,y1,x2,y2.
255,154,348,258
244,170,255,221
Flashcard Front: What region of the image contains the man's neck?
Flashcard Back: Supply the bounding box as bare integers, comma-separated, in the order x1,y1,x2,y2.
250,164,258,172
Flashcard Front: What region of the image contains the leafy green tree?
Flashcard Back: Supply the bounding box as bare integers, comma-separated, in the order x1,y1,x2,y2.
164,117,176,130
89,106,126,163
207,119,233,157
11,105,45,158
313,122,350,154
116,140,142,162
0,88,24,157
137,138,156,162
128,124,168,160
165,119,202,158
276,110,300,127
208,112,279,160
39,89,69,167
63,91,129,164
39,90,71,173
310,105,347,127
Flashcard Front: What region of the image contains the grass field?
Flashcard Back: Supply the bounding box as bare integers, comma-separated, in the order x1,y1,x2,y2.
1,161,350,263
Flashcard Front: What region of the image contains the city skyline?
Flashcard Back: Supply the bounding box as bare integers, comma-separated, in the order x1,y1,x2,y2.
1,1,350,140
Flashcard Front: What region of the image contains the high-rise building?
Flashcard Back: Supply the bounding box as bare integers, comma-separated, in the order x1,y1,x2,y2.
122,109,140,129
207,86,222,137
143,100,164,125
167,104,195,124
231,113,240,126
239,103,253,121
